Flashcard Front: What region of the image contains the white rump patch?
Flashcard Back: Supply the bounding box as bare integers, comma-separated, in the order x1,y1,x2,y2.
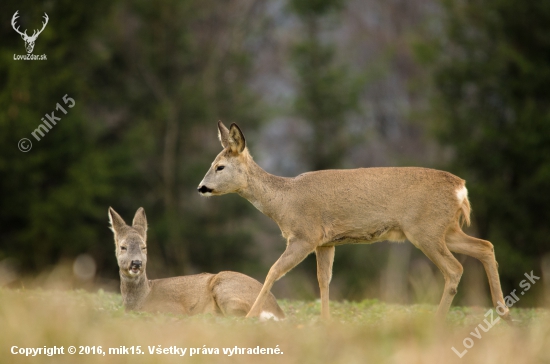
456,186,468,203
259,311,279,322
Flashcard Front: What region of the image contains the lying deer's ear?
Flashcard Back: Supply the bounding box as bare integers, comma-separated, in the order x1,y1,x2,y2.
218,121,230,148
108,207,127,239
132,207,148,239
229,123,246,154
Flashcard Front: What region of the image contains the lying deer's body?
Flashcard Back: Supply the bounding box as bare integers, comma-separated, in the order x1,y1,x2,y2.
120,270,284,317
109,207,285,319
198,122,510,321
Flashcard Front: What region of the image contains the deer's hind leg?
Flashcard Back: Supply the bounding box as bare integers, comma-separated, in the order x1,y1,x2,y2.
445,224,510,321
406,229,464,321
218,298,250,317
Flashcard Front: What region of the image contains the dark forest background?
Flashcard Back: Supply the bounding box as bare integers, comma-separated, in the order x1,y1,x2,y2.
1,0,550,307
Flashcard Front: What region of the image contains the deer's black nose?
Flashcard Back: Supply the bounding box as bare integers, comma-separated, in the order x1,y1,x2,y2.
198,185,213,194
131,260,142,268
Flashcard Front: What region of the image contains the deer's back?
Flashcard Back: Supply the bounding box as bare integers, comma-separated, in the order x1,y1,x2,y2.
289,167,464,210
280,167,466,243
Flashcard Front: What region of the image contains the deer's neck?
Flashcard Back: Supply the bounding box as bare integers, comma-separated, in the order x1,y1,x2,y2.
239,159,288,223
120,271,151,311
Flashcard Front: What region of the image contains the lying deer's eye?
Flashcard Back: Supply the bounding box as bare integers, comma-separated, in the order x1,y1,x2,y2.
120,246,127,251
216,166,225,171
141,247,147,251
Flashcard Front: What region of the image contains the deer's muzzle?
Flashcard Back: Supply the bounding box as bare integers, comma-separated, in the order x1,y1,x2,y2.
198,185,213,195
129,260,142,274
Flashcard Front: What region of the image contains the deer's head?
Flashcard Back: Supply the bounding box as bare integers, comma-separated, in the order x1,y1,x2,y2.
11,11,48,54
108,207,148,279
198,121,251,196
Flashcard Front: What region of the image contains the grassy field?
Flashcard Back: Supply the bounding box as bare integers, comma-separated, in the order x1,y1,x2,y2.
1,288,549,364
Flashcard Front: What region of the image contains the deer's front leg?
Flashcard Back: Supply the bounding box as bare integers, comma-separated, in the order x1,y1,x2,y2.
246,238,316,318
316,246,335,320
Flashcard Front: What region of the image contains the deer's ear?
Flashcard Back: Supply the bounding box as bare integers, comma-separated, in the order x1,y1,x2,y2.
218,121,230,148
108,207,127,240
132,207,147,239
228,123,246,154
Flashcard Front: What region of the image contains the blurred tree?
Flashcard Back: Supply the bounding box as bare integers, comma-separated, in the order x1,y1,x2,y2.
0,1,115,272
89,0,265,278
0,0,267,282
422,0,550,288
289,0,362,170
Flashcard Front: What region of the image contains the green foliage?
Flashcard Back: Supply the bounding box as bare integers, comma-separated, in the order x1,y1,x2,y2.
0,1,114,270
289,0,344,17
290,0,362,170
426,0,550,284
0,0,263,279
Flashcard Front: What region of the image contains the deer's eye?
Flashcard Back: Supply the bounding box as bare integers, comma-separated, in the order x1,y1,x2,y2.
216,165,225,171
141,247,147,251
120,246,127,251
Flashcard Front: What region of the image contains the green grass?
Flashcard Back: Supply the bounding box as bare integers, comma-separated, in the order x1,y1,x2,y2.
1,288,549,363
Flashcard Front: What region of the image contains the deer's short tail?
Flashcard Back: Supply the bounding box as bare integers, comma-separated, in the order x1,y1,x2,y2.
456,185,471,227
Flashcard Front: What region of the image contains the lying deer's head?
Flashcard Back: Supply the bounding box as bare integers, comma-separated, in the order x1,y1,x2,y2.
108,207,148,279
198,121,250,196
11,11,49,54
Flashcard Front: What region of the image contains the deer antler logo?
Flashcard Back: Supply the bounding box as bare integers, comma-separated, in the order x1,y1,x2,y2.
11,11,49,54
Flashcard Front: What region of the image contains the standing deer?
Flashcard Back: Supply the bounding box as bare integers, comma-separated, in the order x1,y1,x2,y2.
197,121,511,321
109,207,284,319
11,11,49,54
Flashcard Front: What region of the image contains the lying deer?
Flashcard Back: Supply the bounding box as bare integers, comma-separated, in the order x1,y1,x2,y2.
108,207,285,319
197,121,511,321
